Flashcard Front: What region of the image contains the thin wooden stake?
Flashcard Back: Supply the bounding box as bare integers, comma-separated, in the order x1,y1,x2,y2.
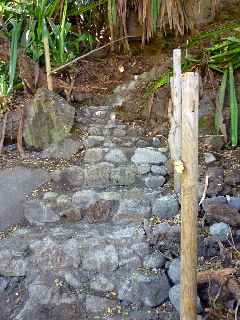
43,20,53,91
169,49,182,193
180,72,199,320
17,106,25,158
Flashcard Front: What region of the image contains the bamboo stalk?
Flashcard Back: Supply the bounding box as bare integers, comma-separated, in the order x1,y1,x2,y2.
180,72,199,320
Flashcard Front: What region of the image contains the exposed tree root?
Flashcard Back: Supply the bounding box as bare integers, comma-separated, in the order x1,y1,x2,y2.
0,111,8,155
198,268,240,320
17,107,25,158
198,267,240,302
198,268,235,285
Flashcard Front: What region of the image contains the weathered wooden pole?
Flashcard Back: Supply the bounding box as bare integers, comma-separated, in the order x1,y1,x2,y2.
169,49,182,194
180,72,199,320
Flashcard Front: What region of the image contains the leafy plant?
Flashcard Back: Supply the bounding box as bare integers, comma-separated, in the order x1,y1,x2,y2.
215,68,227,137
8,20,22,93
0,61,10,118
151,23,240,146
23,0,64,62
146,70,172,96
0,18,21,99
0,62,9,97
48,17,75,65
185,22,240,49
67,0,108,16
74,32,96,53
193,32,240,146
1,0,103,66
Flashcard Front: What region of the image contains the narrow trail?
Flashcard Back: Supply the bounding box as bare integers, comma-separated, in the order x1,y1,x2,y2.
0,102,181,320
1,83,239,320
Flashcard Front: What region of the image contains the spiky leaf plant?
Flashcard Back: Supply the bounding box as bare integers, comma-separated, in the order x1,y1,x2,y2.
152,23,240,146
229,63,238,146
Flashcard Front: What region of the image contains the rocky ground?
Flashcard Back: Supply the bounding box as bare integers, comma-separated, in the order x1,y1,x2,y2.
0,66,240,320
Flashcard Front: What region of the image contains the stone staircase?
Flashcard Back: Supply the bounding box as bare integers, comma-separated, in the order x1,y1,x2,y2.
0,104,181,320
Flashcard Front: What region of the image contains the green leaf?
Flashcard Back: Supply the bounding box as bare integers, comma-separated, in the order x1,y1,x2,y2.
67,0,108,16
108,0,117,25
208,64,224,73
8,19,22,94
224,36,240,43
186,22,240,48
210,47,240,60
0,74,8,97
207,42,229,53
215,69,228,133
152,0,160,33
60,0,68,64
45,0,61,18
184,55,200,63
229,63,238,146
146,71,172,97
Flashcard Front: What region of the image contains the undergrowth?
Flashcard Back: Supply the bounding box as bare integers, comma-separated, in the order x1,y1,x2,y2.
149,22,240,146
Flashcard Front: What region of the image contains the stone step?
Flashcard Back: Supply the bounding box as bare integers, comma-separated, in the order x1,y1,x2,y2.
83,135,159,149
51,161,169,193
82,143,168,159
23,188,180,226
0,214,182,319
0,102,185,319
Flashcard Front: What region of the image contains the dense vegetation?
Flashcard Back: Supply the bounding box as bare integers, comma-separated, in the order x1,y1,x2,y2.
0,0,201,95
0,0,239,146
150,23,240,146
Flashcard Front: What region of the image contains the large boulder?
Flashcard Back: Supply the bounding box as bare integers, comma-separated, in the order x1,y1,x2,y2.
23,88,75,150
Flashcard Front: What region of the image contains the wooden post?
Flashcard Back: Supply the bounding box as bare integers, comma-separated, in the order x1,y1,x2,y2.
168,49,182,193
180,72,199,320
